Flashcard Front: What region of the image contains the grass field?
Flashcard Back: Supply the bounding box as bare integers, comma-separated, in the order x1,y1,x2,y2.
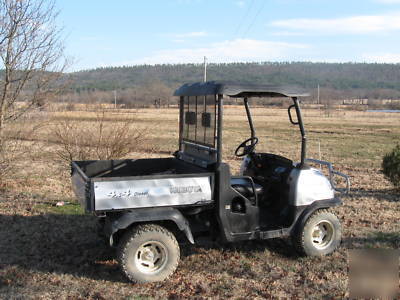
0,106,399,299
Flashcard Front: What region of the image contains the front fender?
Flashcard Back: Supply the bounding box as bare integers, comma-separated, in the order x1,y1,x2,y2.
291,198,342,235
104,207,194,245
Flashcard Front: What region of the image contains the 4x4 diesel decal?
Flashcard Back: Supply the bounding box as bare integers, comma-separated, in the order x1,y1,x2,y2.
106,185,203,199
170,185,202,194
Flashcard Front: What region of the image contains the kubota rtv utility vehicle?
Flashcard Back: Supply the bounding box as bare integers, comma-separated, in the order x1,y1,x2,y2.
71,82,350,283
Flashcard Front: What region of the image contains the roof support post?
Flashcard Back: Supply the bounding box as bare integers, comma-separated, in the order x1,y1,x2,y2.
244,97,256,139
292,97,307,166
216,94,223,165
178,96,184,152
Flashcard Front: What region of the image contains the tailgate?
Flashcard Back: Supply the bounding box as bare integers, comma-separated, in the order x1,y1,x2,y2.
71,161,93,211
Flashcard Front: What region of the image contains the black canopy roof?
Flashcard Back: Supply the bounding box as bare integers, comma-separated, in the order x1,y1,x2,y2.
174,81,309,98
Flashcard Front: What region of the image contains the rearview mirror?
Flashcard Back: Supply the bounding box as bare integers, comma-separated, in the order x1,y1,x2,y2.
288,104,299,125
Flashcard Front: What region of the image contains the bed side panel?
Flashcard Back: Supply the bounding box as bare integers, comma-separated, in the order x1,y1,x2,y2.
93,175,213,211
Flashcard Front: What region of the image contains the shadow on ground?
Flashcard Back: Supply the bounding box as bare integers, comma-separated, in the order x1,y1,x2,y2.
1,211,397,284
0,213,126,283
184,236,298,259
348,188,399,202
0,212,302,284
342,231,400,249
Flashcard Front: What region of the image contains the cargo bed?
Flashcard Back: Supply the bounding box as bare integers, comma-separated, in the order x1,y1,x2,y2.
71,158,214,212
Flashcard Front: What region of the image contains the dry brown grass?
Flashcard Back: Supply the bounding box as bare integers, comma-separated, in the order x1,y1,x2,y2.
0,106,399,299
0,114,47,182
51,110,147,164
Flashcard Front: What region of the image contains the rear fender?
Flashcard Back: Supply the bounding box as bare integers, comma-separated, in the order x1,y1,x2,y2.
105,207,194,246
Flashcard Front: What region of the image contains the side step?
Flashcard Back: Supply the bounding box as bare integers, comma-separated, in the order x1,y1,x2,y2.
260,228,290,239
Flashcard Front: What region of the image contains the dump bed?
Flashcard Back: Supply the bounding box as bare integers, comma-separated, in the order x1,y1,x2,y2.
71,158,214,212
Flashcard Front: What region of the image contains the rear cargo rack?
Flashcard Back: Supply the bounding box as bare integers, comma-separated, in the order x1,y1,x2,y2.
306,158,350,193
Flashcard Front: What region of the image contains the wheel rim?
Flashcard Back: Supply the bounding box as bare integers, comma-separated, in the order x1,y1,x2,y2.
311,220,334,249
134,241,168,274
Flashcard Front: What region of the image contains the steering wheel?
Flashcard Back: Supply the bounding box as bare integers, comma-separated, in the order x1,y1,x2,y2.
235,137,258,157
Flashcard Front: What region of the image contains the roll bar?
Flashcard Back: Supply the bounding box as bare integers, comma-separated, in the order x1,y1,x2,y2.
287,97,307,167
242,96,307,167
178,93,308,169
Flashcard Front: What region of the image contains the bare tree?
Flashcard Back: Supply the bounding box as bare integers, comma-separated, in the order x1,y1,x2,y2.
0,0,66,145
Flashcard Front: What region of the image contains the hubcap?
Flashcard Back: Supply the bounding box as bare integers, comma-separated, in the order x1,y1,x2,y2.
311,220,334,249
135,241,168,273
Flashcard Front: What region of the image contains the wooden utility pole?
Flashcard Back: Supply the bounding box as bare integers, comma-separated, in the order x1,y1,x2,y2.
204,56,207,82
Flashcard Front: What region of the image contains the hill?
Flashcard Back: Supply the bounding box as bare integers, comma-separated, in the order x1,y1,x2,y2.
68,62,400,101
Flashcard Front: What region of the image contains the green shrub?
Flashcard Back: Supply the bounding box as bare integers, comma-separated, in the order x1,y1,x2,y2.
382,144,400,188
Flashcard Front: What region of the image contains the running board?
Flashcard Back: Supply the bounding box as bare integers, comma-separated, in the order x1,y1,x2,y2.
260,228,290,239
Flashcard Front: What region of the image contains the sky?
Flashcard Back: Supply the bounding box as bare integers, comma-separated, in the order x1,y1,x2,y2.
56,0,400,71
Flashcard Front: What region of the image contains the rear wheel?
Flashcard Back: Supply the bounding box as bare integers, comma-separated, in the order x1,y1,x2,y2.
292,209,341,256
117,224,180,283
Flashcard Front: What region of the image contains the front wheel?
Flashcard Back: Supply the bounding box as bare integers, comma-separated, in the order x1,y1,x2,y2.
117,224,180,283
292,209,342,256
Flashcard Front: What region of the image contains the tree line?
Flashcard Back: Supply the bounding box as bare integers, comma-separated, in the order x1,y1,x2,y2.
59,62,400,107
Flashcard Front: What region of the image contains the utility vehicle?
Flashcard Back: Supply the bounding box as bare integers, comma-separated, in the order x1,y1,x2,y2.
71,81,350,283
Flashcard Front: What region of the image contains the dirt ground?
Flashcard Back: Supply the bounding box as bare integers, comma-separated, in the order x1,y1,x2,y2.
0,106,399,299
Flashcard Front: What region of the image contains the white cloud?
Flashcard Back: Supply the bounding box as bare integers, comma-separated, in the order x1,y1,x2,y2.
271,13,400,34
362,53,400,63
271,31,306,37
128,39,308,65
236,1,246,7
164,31,208,42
